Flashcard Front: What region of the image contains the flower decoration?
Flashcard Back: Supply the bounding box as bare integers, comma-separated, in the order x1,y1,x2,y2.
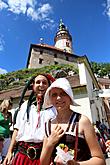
46,74,56,83
54,143,74,164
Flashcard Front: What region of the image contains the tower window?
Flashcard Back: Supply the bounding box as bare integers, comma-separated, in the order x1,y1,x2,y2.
66,42,70,47
66,56,69,61
105,85,109,89
40,50,43,54
54,53,57,58
64,49,67,52
39,58,43,64
54,61,58,65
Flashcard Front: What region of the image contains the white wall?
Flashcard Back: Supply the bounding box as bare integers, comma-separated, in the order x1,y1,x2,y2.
77,62,108,125
71,97,93,122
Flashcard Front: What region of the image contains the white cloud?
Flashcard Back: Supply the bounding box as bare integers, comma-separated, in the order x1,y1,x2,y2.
0,0,8,10
0,35,5,52
27,6,39,20
41,18,56,30
0,68,7,74
103,0,110,19
27,3,53,20
0,0,54,29
8,0,35,14
37,3,52,19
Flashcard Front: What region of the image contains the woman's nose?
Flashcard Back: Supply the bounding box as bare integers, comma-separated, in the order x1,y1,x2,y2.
39,82,43,86
56,95,61,100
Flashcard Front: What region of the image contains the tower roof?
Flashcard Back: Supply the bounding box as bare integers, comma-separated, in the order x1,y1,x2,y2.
54,19,72,42
59,19,66,31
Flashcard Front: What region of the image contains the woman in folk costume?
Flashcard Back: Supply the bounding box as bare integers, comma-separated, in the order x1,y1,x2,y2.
4,74,56,165
40,78,105,165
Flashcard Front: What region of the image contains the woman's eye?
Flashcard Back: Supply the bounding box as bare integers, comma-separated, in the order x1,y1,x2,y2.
51,93,57,97
42,81,47,85
35,80,47,85
35,80,40,84
61,92,67,96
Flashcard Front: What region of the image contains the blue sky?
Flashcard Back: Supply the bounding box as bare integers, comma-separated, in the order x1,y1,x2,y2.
0,0,110,74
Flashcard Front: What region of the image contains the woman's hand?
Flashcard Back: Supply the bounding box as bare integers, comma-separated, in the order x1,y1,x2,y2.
47,124,64,147
3,152,13,165
40,124,64,165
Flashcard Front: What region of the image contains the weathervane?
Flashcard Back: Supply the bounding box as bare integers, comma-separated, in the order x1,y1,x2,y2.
39,38,44,44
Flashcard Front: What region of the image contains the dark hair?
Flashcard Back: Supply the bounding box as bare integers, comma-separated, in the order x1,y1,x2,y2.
9,97,13,106
0,135,4,141
18,74,55,121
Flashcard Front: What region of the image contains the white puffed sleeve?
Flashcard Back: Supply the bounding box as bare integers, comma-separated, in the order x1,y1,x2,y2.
14,101,28,130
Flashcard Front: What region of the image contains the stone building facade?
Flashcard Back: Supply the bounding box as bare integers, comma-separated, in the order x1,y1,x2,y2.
26,44,79,69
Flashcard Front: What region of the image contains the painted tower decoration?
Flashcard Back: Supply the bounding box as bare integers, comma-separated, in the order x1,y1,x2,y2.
54,19,73,54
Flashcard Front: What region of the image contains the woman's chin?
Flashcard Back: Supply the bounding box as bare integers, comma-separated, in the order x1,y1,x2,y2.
38,91,45,96
57,106,63,111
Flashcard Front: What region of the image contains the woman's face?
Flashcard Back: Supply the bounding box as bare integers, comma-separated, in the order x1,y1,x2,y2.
49,88,71,111
33,75,49,96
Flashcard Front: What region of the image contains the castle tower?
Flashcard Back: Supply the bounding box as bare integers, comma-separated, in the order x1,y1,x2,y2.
54,19,73,54
26,20,78,69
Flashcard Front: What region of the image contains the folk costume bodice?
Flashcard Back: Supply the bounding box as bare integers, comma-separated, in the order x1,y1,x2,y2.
45,112,91,162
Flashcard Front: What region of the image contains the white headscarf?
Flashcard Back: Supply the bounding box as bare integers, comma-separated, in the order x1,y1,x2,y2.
43,78,79,109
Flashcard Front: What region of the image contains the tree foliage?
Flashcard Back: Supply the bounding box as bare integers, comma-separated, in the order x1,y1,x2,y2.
0,64,78,91
91,62,110,78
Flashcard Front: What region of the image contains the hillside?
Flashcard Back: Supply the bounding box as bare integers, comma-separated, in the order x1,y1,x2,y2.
0,62,110,91
0,64,78,91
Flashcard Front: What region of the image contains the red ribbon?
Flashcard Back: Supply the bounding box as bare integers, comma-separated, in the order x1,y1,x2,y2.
36,95,42,128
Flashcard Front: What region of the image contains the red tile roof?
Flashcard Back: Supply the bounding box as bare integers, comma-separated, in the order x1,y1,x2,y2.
97,77,110,84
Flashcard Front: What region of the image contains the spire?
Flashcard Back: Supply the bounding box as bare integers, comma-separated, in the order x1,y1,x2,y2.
59,19,66,31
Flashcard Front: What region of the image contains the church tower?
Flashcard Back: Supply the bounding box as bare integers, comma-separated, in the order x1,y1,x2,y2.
54,19,73,54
